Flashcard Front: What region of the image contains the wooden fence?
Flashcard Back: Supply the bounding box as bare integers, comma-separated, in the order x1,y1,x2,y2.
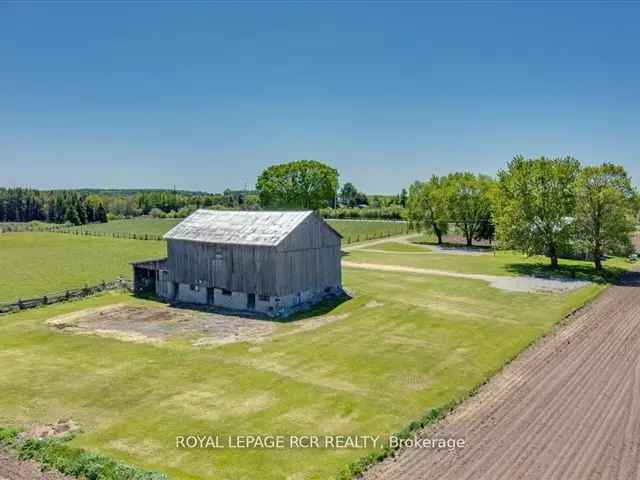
0,278,132,315
0,223,164,241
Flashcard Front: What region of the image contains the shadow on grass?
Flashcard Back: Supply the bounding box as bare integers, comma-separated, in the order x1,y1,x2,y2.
131,290,352,324
412,241,494,253
504,261,630,285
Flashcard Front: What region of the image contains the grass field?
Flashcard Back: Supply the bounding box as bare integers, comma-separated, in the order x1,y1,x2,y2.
69,217,409,243
0,233,165,302
0,264,603,479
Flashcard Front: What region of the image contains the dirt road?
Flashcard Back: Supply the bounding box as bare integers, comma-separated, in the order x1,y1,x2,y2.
364,272,640,480
342,261,589,294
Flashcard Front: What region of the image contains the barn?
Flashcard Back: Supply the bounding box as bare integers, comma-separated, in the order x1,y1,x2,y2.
132,210,343,316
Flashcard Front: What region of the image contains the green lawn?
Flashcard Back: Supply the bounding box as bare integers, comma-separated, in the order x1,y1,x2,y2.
0,233,166,302
0,265,604,479
73,218,181,237
348,241,632,282
69,218,409,244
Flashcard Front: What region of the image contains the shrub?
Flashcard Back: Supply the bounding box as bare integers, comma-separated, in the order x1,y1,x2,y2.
148,208,167,219
0,426,169,480
318,207,406,220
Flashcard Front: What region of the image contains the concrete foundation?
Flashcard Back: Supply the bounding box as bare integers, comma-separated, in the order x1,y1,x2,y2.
155,280,341,317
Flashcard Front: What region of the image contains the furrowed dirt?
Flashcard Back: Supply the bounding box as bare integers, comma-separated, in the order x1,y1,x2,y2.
365,271,640,480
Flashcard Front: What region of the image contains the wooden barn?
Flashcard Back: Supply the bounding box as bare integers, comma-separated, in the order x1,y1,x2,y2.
132,210,342,316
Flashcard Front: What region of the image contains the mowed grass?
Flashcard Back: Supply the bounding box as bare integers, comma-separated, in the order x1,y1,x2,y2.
347,241,632,281
0,266,604,479
73,218,181,237
71,217,409,244
0,233,166,302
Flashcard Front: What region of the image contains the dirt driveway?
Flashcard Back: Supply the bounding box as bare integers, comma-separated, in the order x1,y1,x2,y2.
364,271,640,480
343,261,590,294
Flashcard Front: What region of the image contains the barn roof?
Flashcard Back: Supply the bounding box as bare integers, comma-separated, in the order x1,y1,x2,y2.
163,209,332,246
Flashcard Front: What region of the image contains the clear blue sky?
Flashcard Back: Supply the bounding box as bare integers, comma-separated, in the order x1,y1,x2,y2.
2,2,639,194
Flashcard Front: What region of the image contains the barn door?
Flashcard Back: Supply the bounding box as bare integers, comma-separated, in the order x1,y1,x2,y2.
247,293,256,310
213,250,225,286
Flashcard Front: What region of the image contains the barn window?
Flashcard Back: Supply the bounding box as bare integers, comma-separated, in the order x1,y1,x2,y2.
221,288,232,296
258,294,269,302
190,284,199,292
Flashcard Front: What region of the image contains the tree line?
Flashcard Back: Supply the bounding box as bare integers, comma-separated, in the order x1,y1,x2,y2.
0,189,108,225
407,156,639,271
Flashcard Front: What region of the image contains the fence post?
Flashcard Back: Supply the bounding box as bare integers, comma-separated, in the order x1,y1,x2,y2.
43,295,48,305
66,290,70,300
18,299,23,310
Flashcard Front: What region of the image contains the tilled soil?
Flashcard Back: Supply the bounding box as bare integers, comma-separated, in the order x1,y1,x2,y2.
0,448,72,480
364,271,640,480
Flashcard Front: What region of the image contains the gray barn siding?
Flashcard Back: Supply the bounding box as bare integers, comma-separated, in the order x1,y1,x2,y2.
167,240,278,295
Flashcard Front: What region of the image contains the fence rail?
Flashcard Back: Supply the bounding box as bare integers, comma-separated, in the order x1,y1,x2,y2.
0,223,165,241
0,278,132,315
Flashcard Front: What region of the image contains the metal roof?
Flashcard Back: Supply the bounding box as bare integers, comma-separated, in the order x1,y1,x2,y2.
163,209,316,246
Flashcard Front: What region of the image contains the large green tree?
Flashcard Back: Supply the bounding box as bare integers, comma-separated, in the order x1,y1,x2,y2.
256,160,339,210
406,176,449,244
443,172,494,247
574,163,639,270
339,182,358,207
495,155,580,269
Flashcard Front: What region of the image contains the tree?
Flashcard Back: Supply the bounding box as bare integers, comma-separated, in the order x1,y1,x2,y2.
574,163,639,270
406,176,449,244
494,155,580,269
256,160,338,210
354,191,369,206
96,203,108,223
399,188,408,207
339,182,358,207
64,203,81,225
443,172,494,247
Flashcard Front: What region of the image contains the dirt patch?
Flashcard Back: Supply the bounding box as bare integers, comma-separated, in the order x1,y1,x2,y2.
365,300,385,308
364,271,640,480
47,303,349,347
20,419,80,441
0,448,72,480
343,261,590,294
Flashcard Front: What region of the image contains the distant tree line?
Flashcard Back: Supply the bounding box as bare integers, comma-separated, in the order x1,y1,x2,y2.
0,188,108,225
0,188,261,225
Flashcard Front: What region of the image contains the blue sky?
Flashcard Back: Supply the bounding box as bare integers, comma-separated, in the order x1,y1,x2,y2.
1,2,639,194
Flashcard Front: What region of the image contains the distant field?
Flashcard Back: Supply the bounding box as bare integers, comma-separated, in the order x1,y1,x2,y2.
70,217,409,243
0,233,165,303
73,218,180,237
327,219,408,243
